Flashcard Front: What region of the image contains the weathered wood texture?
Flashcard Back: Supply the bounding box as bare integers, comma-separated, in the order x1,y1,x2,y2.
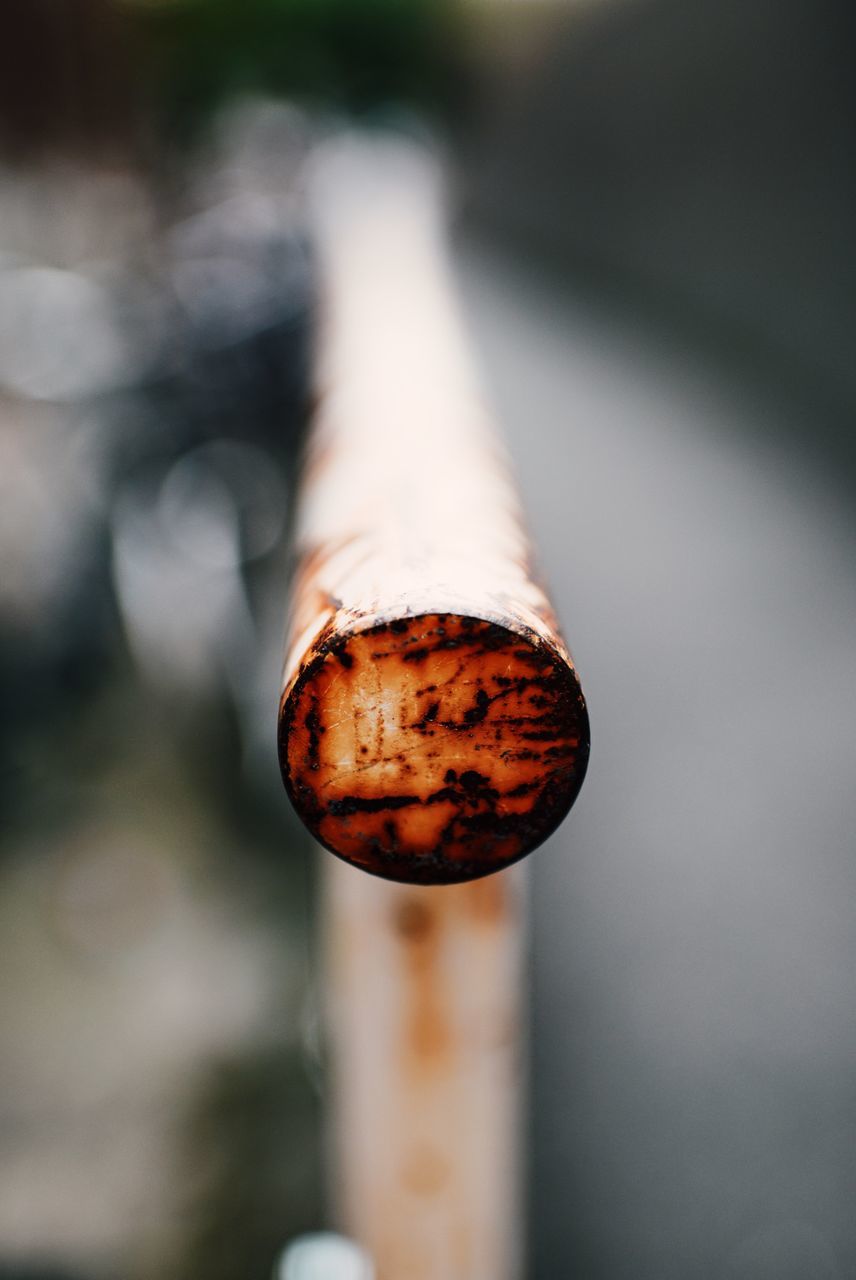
279,137,588,883
324,855,525,1280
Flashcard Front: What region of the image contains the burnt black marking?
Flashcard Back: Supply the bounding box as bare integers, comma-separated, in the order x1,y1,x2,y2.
426,786,460,805
419,701,440,726
464,689,490,725
400,627,509,661
383,820,399,851
305,701,322,770
328,794,419,817
426,770,500,809
402,646,431,663
513,647,553,668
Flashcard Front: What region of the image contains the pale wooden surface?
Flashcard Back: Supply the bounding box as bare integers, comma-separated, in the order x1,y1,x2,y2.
324,854,526,1280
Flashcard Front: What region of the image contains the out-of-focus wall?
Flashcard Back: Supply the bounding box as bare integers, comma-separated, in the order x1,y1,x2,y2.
466,0,856,432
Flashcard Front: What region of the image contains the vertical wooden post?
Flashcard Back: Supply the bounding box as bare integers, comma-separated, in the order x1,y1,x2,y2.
324,857,526,1280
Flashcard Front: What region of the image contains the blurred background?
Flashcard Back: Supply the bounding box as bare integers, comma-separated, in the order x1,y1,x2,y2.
1,1,854,1278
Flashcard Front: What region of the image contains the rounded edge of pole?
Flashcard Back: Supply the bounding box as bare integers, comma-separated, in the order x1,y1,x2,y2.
278,609,589,884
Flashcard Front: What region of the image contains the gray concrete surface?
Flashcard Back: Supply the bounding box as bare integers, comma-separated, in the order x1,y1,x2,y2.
460,245,856,1280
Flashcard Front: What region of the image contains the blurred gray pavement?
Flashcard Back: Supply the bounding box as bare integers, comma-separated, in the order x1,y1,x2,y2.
458,245,856,1280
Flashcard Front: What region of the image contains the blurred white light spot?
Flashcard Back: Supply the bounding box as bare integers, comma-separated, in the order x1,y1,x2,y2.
160,439,286,565
159,456,241,570
170,253,283,347
279,1234,374,1280
0,408,105,625
112,477,253,694
0,268,133,400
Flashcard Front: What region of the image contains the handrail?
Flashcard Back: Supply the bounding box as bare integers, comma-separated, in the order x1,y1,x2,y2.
278,135,589,887
277,134,589,1280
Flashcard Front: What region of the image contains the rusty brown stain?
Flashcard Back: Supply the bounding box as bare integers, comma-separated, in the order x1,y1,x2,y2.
463,872,508,926
279,612,589,885
394,896,435,943
401,1145,450,1196
394,889,451,1069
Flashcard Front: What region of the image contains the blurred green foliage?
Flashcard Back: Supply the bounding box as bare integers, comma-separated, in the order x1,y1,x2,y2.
133,0,462,139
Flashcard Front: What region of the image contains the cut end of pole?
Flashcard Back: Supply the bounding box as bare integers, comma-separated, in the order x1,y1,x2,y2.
279,611,589,884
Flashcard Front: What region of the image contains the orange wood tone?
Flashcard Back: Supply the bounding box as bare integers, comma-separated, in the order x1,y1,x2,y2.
278,138,589,884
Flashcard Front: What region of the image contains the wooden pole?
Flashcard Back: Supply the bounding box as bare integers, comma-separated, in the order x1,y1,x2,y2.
324,856,526,1280
277,134,587,1279
278,135,589,885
